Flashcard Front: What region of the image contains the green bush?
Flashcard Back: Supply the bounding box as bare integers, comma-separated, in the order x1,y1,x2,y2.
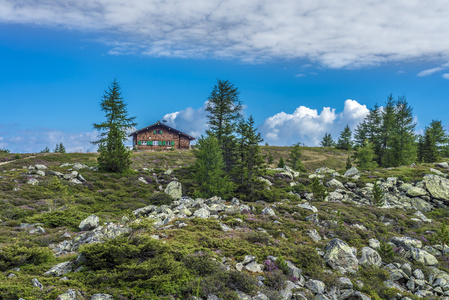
183,252,220,276
293,245,324,277
0,244,53,271
148,193,175,206
27,210,90,229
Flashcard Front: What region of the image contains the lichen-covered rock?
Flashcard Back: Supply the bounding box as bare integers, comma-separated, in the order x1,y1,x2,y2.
79,215,99,231
406,187,427,197
435,162,449,169
27,178,39,185
164,181,182,199
390,236,422,250
338,277,353,290
297,202,318,213
423,174,449,201
90,294,114,300
193,207,210,219
358,247,382,268
410,248,439,266
35,164,47,170
316,167,336,174
56,289,85,300
32,278,43,289
343,167,360,178
261,207,276,216
326,179,345,189
44,261,73,277
305,279,325,294
244,261,264,273
324,239,358,274
306,229,321,242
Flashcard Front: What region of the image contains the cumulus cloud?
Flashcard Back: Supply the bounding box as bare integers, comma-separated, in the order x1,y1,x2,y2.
2,1,449,67
260,99,369,146
417,62,449,77
162,102,209,138
443,73,449,80
0,125,103,153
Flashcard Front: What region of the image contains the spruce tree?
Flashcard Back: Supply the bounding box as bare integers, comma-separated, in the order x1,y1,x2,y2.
354,140,377,171
320,133,334,147
59,143,66,153
287,143,306,172
311,177,328,201
267,152,274,165
205,79,242,175
91,79,137,172
193,135,234,198
235,116,265,196
336,125,353,150
372,180,384,207
54,144,60,153
345,155,352,170
277,157,285,168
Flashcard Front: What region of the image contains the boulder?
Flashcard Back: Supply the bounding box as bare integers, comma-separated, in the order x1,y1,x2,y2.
306,229,321,242
27,179,39,185
31,278,43,289
324,239,358,274
261,207,276,216
368,238,380,249
90,294,114,300
305,279,325,294
406,187,427,197
44,261,73,277
338,277,353,290
244,261,264,273
358,247,382,268
410,248,439,266
79,215,99,231
423,174,449,201
326,179,345,189
297,202,318,213
316,167,336,174
193,208,210,219
343,167,360,178
35,164,47,170
390,236,422,250
73,163,88,170
436,162,449,169
430,168,446,177
56,289,85,300
164,181,182,199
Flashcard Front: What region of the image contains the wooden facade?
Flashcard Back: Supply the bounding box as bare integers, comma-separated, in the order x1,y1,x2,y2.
129,121,195,150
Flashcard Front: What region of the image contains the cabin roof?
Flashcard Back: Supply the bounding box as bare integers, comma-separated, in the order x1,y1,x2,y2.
129,121,196,140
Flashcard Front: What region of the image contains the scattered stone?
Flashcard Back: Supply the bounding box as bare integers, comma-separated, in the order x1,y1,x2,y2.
324,238,358,274
138,177,148,184
414,211,433,223
90,294,114,300
316,167,336,174
244,261,264,273
27,178,39,185
306,229,321,242
436,162,449,169
338,277,353,290
32,278,43,289
358,247,382,268
343,167,360,178
297,202,318,213
261,207,276,216
390,236,422,250
410,247,439,266
55,289,85,300
193,208,210,219
326,179,345,189
79,215,100,231
368,238,380,249
305,279,325,294
164,181,182,199
35,164,47,170
406,187,427,197
423,174,449,201
44,261,73,277
430,168,446,177
73,163,88,170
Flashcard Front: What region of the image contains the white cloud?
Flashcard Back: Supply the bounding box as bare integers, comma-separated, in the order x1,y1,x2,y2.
260,99,369,146
417,62,449,77
2,1,449,68
162,102,209,138
0,126,102,153
443,73,449,80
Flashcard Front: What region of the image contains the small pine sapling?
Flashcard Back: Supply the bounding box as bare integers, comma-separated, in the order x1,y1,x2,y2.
435,222,449,258
378,241,394,260
345,156,352,170
277,157,285,168
372,181,384,207
310,177,328,201
267,152,274,165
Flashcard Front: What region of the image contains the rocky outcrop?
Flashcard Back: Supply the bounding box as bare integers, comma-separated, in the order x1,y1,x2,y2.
56,289,85,300
164,181,182,199
423,174,449,201
324,239,358,274
358,247,382,268
79,215,99,231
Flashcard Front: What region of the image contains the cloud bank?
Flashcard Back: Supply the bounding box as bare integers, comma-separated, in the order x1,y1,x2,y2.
162,103,209,139
0,125,101,153
2,1,449,67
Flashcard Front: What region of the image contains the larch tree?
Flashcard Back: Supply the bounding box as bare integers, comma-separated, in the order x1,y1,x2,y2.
91,79,137,172
320,133,334,147
287,143,306,172
336,125,353,150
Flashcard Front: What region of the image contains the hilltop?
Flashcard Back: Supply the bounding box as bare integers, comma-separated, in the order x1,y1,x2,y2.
1,148,449,299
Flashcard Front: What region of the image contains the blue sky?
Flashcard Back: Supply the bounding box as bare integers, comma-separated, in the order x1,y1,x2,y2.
1,1,448,153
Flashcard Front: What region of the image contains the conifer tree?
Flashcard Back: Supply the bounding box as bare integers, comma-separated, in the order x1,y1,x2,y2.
345,155,352,170
193,135,234,198
91,79,137,172
267,152,274,165
287,143,306,172
336,125,353,150
311,177,328,201
54,144,60,153
320,133,334,147
277,157,285,168
372,181,384,207
235,116,265,196
58,143,66,153
205,79,242,175
40,147,50,153
354,140,377,170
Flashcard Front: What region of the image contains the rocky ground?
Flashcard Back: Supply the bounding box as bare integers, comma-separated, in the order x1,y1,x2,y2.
1,151,449,299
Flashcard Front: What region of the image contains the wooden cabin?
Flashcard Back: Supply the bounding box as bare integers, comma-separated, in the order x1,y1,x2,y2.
129,121,195,150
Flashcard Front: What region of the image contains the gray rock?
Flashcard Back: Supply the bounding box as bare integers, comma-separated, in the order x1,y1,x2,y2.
306,229,322,242
424,174,449,200
219,222,232,232
298,202,318,213
242,255,256,264
261,207,276,216
413,268,425,280
390,236,422,250
44,261,73,277
436,162,449,169
383,280,405,292
305,279,325,294
384,263,408,281
79,215,99,231
316,167,336,174
406,277,415,292
27,178,39,185
410,247,439,266
32,278,43,289
285,260,302,280
358,247,382,268
324,239,358,274
401,263,412,277
406,187,427,197
164,181,182,199
326,179,344,189
35,164,47,170
138,177,148,184
55,289,85,300
90,294,114,300
8,273,16,278
60,163,72,167
193,207,210,219
430,168,446,176
344,167,360,178
69,178,82,184
415,290,434,298
338,277,353,290
414,211,433,223
368,238,380,249
244,261,264,273
35,170,45,176
73,163,88,170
